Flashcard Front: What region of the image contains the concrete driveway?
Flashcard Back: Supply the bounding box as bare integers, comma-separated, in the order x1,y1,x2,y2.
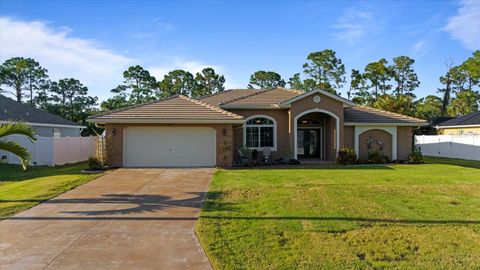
0,168,214,270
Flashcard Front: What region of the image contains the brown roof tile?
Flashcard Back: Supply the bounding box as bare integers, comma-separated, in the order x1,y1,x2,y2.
199,89,257,106
220,87,303,108
88,95,244,123
344,106,426,124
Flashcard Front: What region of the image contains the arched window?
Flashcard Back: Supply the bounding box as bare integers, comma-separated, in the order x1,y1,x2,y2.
244,116,276,150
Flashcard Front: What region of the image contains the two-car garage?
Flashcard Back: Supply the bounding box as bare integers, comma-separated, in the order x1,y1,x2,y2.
123,126,217,167
88,95,243,168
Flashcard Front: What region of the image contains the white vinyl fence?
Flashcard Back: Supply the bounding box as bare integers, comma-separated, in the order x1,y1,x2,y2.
415,135,480,161
0,135,97,166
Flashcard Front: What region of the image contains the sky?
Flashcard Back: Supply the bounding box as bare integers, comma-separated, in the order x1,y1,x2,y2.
0,0,479,102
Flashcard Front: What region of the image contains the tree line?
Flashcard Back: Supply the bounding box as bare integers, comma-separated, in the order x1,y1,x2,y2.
1,49,479,132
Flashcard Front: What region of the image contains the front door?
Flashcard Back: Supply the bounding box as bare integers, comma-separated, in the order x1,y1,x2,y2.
297,129,321,159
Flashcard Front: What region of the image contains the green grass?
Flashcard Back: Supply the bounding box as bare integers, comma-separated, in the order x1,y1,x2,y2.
196,159,480,269
0,163,101,219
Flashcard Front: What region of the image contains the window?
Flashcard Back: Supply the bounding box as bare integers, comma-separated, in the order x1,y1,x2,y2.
244,116,276,149
53,128,61,138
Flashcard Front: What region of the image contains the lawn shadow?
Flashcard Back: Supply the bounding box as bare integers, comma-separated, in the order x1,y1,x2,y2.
198,215,480,225
228,164,395,171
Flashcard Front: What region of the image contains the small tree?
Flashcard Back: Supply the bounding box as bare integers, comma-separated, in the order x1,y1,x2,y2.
248,70,286,89
0,122,36,170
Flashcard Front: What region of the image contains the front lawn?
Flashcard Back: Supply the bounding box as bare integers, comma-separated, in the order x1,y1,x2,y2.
196,159,480,269
0,163,101,219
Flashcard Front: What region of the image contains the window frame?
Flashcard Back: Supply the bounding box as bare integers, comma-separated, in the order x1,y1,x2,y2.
243,115,277,151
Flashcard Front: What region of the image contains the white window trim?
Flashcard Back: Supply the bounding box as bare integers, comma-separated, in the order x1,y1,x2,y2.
354,126,397,160
293,108,340,159
243,115,277,151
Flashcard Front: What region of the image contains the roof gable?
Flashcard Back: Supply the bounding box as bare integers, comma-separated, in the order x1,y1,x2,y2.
0,95,81,127
88,95,244,124
279,89,355,108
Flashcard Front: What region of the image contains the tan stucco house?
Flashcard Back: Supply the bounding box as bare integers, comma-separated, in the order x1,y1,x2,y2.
88,87,426,167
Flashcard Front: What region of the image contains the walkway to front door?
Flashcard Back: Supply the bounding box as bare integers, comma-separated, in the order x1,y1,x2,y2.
0,168,213,270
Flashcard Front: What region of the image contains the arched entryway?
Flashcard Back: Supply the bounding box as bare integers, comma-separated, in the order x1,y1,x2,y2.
294,109,339,161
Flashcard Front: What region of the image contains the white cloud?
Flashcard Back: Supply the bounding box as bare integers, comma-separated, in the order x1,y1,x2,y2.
444,0,480,50
0,17,240,101
333,7,376,46
0,17,134,101
411,40,428,58
148,58,223,80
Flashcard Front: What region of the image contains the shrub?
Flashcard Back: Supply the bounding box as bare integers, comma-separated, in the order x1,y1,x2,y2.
408,147,424,164
88,157,103,170
336,147,358,165
366,150,390,164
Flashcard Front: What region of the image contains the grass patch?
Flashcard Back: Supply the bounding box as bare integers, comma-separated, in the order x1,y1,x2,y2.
196,161,480,269
424,156,480,169
0,163,102,219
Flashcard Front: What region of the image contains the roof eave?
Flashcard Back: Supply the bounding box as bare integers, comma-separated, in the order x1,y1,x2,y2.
344,122,428,127
0,120,85,129
87,118,245,124
435,124,480,129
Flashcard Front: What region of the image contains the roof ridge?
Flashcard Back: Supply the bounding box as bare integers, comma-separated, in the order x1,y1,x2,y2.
179,95,244,119
88,95,180,119
356,105,425,122
219,87,279,105
198,89,238,100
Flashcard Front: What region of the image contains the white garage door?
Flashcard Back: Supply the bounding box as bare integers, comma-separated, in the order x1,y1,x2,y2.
123,126,216,167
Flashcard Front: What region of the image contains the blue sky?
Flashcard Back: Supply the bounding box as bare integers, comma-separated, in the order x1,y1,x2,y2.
0,0,478,102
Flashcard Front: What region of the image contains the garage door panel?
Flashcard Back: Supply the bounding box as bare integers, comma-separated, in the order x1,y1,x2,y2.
123,127,216,167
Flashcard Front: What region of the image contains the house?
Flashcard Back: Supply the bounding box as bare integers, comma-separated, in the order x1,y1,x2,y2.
0,95,84,137
436,111,480,135
87,87,427,167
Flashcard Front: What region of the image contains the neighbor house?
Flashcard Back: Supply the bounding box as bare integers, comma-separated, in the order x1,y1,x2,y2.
88,87,426,167
0,95,84,137
436,111,480,135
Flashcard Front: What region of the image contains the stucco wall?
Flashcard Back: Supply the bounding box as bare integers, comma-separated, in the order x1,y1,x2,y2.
358,129,393,161
104,123,234,167
228,109,290,160
343,126,354,149
397,126,413,160
438,127,480,135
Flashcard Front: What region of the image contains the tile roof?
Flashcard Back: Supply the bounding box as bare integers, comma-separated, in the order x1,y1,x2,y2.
0,95,80,127
344,106,427,125
199,89,257,106
220,87,304,108
88,95,244,123
437,111,480,126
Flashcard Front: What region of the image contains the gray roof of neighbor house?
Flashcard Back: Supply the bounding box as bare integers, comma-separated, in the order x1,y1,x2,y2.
88,95,244,124
437,111,480,127
0,95,81,127
344,106,426,125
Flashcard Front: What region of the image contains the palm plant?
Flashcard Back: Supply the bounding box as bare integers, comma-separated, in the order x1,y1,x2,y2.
0,122,36,170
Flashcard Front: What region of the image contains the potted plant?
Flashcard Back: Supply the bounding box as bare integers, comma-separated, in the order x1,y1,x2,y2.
238,145,251,166
282,148,292,163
